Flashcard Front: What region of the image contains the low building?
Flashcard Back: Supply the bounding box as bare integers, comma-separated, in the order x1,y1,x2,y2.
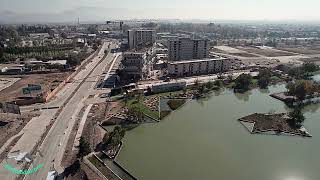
150,82,187,94
45,60,67,65
168,58,231,77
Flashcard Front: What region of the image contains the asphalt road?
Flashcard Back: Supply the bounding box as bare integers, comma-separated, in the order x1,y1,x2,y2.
22,41,119,180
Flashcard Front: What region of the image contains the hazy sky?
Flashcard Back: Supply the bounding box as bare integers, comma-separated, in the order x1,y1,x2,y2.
1,0,320,22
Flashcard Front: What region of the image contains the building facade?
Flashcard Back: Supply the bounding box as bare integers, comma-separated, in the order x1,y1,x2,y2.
128,29,156,49
168,38,209,61
122,52,147,80
167,58,231,77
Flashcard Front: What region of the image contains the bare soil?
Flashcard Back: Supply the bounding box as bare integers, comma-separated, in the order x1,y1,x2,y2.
211,48,259,57
277,47,320,55
0,112,39,147
0,72,70,102
237,47,296,57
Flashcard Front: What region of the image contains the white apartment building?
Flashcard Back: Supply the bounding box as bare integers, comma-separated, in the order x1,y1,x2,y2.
167,58,231,77
128,29,156,49
168,38,209,61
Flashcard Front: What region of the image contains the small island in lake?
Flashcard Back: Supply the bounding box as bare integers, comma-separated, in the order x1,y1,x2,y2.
238,113,311,137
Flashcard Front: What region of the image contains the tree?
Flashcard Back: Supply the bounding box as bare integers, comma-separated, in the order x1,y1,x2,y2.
197,84,207,94
213,80,223,87
104,126,126,148
302,62,319,73
127,107,144,123
206,81,215,89
92,43,99,51
234,74,253,90
289,107,305,128
227,74,234,82
286,81,296,95
78,137,90,158
182,88,187,95
258,69,272,89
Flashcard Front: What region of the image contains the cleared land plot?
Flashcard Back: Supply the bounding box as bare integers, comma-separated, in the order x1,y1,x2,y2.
0,112,39,147
214,46,246,53
211,48,258,57
277,47,320,55
0,72,70,102
237,47,296,57
299,57,320,63
0,78,20,92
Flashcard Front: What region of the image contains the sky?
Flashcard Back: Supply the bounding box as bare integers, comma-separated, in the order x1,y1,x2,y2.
1,0,320,23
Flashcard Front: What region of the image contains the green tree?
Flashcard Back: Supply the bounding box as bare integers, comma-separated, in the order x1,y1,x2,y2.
234,74,253,90
104,126,126,148
302,63,319,73
295,81,308,101
258,69,272,89
127,107,144,123
206,81,215,89
286,82,296,95
78,137,90,158
213,80,223,87
289,107,305,128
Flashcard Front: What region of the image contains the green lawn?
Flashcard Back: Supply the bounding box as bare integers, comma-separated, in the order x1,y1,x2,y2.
124,98,159,120
167,99,186,110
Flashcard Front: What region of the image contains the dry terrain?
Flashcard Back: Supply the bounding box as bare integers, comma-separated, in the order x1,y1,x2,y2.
211,47,259,57
277,47,320,55
0,112,39,147
0,72,70,102
237,46,296,57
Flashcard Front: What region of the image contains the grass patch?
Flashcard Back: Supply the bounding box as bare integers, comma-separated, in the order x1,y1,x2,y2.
152,90,184,97
160,110,171,120
124,98,159,120
167,99,186,110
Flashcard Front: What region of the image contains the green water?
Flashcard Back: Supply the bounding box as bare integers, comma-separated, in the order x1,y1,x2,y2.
117,84,320,180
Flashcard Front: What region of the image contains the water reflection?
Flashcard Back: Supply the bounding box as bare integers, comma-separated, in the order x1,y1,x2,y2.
302,103,320,113
258,87,270,94
234,91,252,102
312,74,320,82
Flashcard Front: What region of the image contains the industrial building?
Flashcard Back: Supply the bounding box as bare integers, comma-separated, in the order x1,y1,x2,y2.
168,38,209,61
128,29,156,49
167,57,231,77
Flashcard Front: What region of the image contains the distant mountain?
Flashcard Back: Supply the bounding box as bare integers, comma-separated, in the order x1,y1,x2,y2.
0,7,182,24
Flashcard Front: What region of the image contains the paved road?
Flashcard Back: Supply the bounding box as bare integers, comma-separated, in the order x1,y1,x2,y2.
0,41,120,180
24,42,120,180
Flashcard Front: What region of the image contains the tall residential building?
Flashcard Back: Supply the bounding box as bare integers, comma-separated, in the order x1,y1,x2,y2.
121,52,147,80
168,38,209,61
128,29,156,49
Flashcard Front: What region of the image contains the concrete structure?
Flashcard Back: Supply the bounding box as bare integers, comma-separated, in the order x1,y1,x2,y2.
122,52,147,80
167,58,231,77
168,38,209,61
128,29,156,49
151,82,186,94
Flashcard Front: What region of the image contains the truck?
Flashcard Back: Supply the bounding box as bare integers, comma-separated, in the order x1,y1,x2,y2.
46,171,57,180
